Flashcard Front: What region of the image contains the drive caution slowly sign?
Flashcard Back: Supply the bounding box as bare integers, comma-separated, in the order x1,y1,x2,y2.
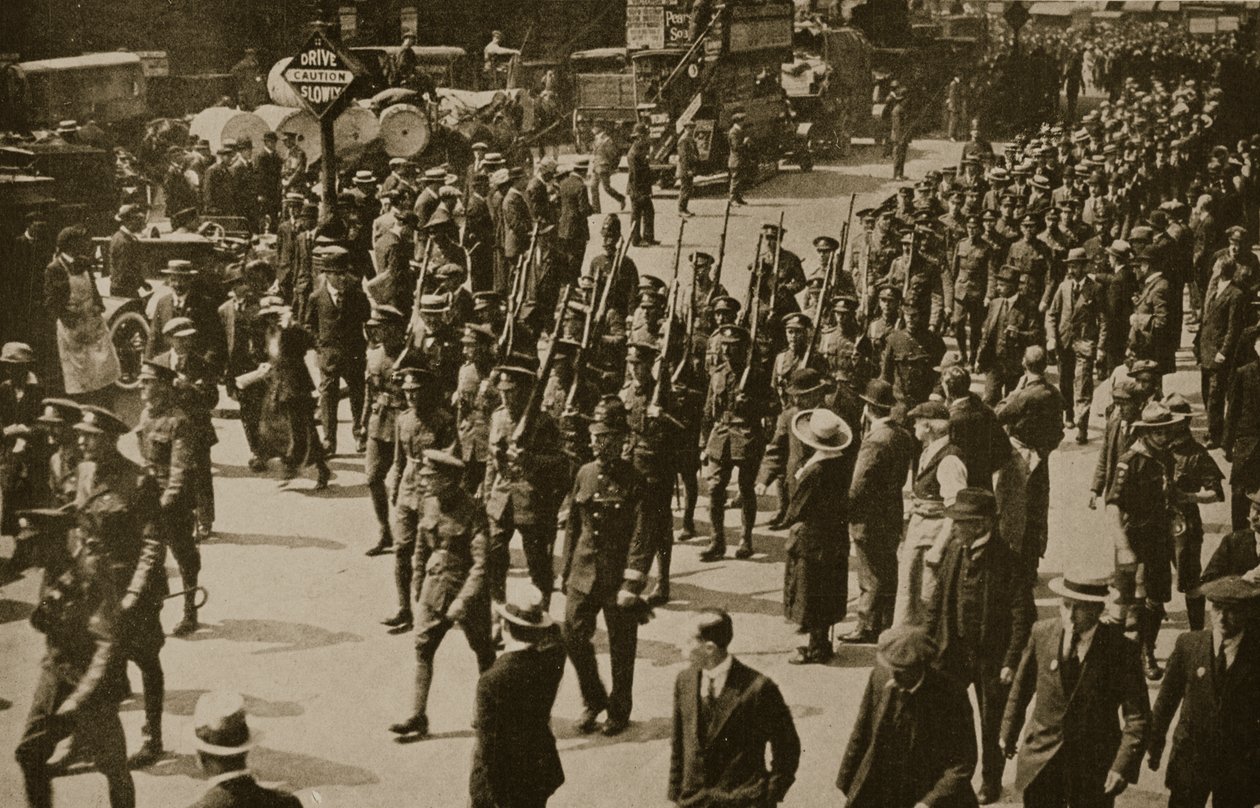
282,29,358,119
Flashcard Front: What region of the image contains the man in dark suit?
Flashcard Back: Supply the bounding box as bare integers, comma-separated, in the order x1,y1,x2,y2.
627,124,657,247
676,121,699,217
218,264,267,470
1203,491,1260,584
500,169,534,270
201,144,235,215
303,247,369,455
147,260,225,371
556,159,592,287
843,379,915,643
183,691,301,808
670,608,800,808
1148,575,1260,808
251,131,283,229
1045,248,1102,443
1197,258,1246,446
470,586,566,808
837,625,979,808
524,156,556,229
1225,332,1260,530
108,203,147,298
1129,244,1177,374
1001,575,1150,808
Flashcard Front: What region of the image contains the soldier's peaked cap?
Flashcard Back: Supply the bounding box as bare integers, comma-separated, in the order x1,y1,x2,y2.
73,405,130,435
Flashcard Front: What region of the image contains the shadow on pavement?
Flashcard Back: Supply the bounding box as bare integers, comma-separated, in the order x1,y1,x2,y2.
180,618,363,655
206,532,346,552
0,598,35,626
553,715,672,750
120,689,305,718
144,746,379,789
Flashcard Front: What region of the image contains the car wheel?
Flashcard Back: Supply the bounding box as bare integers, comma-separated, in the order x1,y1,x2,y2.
109,311,149,390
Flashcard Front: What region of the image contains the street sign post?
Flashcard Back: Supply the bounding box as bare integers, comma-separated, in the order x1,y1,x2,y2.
1004,2,1030,55
282,25,360,221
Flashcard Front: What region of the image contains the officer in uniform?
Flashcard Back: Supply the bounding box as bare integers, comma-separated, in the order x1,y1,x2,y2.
951,213,993,366
584,215,640,340
701,324,770,561
34,398,82,506
453,323,499,496
157,317,218,542
619,343,677,605
704,296,742,373
127,361,196,767
485,360,567,611
881,299,945,407
71,405,165,785
1005,214,1052,302
689,251,728,324
772,312,827,407
560,396,652,737
363,306,408,557
882,232,947,333
1107,401,1183,681
16,499,135,808
383,368,458,633
866,285,901,360
752,222,807,331
389,450,496,739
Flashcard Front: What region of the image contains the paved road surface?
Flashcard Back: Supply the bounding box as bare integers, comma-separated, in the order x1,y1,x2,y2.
0,140,1215,807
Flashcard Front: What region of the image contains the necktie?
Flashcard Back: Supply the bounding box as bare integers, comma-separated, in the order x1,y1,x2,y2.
1216,643,1229,680
699,674,716,735
1063,631,1081,685
706,676,717,710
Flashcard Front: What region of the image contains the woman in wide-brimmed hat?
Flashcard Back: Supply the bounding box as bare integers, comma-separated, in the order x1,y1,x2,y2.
781,407,854,664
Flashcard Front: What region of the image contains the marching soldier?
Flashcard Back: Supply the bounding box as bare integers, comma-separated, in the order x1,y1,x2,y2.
882,232,947,332
72,405,166,779
383,369,458,634
156,317,218,542
128,362,196,768
389,450,496,740
772,312,827,407
34,398,82,507
866,285,901,360
704,296,741,373
700,324,770,561
880,300,945,407
1005,214,1051,304
620,343,677,604
453,324,499,496
951,213,993,366
560,396,652,737
752,222,807,326
485,360,568,611
584,215,640,339
363,306,408,557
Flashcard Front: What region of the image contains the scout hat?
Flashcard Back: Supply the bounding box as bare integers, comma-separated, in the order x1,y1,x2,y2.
495,585,554,629
1200,575,1260,604
790,408,852,454
944,487,995,521
191,691,257,755
690,251,715,267
460,323,495,344
786,368,828,396
813,235,839,251
876,625,938,670
1048,574,1110,603
1132,400,1186,430
399,368,434,391
73,405,130,436
36,397,81,426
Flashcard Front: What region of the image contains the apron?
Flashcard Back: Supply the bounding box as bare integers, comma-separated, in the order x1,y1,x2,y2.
56,271,121,395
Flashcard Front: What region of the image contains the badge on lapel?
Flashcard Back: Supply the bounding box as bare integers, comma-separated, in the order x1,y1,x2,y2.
1196,666,1207,678
1050,659,1059,672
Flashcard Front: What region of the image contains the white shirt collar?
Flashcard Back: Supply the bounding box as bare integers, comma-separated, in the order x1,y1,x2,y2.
1059,614,1098,661
1215,630,1244,668
701,654,734,697
206,769,252,787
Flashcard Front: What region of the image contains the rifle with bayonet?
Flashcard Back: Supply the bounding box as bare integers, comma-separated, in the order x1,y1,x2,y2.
651,221,686,411
499,222,540,357
739,234,764,331
510,284,574,450
566,234,629,408
705,197,734,316
766,211,785,321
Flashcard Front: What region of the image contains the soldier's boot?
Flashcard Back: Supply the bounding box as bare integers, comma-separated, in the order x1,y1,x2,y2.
679,475,699,539
172,580,199,637
767,498,789,531
129,658,166,767
1185,595,1205,632
388,714,428,737
734,501,756,559
700,493,726,561
648,545,671,606
127,725,164,769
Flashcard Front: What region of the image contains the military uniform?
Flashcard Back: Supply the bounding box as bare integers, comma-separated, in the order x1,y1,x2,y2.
389,402,457,627
880,325,945,407
560,439,652,730
1166,431,1224,631
393,455,496,736
485,405,567,606
453,359,498,495
951,233,994,363
364,349,403,551
620,368,676,601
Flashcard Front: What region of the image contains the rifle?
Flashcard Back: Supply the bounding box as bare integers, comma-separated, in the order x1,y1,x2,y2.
392,233,435,370
740,234,764,330
897,228,916,329
706,197,734,313
510,284,573,448
566,235,629,408
499,222,540,356
651,221,686,409
739,270,762,394
803,250,836,368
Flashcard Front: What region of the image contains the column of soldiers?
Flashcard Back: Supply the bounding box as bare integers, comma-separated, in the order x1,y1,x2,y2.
6,46,1260,808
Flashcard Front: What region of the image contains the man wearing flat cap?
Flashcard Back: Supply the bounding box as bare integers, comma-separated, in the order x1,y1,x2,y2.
184,691,302,807
1129,245,1177,374
837,625,979,808
670,608,800,807
108,203,147,298
148,260,225,367
1196,254,1245,448
1001,573,1149,808
1224,330,1260,530
1202,487,1260,586
1149,575,1260,808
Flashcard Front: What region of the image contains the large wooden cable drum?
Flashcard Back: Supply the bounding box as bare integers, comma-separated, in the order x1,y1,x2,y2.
266,58,303,108
253,104,320,158
189,106,270,152
332,105,381,157
379,103,430,157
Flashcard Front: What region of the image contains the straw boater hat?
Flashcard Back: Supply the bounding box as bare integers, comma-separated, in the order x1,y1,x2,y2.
494,585,554,629
790,408,853,455
191,691,257,755
1048,574,1110,603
